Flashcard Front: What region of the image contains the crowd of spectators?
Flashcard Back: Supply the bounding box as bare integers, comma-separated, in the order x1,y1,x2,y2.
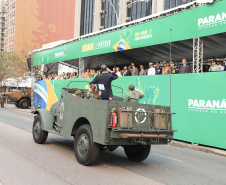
37,58,226,81
37,72,78,81
83,59,226,78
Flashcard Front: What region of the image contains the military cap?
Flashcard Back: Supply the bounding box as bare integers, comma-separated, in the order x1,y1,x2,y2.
140,65,144,68
149,62,153,65
171,61,175,64
75,90,82,95
163,61,168,64
156,62,160,64
131,63,135,66
128,84,135,90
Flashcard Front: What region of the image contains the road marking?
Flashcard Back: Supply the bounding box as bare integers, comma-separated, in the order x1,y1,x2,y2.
153,153,184,163
20,117,33,121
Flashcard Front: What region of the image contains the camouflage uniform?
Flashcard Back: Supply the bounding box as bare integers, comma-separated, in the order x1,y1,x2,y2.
0,94,5,108
85,92,99,99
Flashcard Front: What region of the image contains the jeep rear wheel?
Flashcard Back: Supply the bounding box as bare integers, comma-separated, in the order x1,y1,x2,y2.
32,115,48,144
74,124,100,166
124,145,151,162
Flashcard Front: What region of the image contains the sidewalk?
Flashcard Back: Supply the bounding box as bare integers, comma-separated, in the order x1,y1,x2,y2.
170,140,226,157
3,103,32,115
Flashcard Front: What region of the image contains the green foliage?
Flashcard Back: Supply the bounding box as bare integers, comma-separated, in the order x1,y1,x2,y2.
0,52,28,81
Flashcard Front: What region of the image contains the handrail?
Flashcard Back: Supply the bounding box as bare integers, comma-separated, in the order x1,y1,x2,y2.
66,81,123,98
66,81,90,91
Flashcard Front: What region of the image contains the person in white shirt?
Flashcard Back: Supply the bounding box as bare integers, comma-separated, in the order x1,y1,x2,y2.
147,62,155,75
217,61,224,71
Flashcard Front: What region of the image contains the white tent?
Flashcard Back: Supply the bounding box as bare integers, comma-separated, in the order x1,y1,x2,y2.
2,77,31,88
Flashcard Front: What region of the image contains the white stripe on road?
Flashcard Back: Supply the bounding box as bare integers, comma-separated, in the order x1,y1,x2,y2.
153,153,184,163
20,117,33,121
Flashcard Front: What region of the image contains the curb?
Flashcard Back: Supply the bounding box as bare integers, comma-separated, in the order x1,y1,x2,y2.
169,140,226,157
3,105,32,115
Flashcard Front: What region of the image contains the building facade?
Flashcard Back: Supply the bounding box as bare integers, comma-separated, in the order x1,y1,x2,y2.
75,0,195,37
4,0,76,61
0,0,6,52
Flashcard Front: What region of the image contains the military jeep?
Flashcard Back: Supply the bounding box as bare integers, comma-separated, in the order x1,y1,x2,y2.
7,88,31,109
32,82,175,166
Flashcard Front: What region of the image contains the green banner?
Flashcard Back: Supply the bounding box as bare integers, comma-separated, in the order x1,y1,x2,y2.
38,72,226,149
33,0,226,66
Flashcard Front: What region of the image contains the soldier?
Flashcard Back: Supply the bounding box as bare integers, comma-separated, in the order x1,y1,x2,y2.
0,94,5,108
155,62,162,75
75,90,82,98
147,62,155,75
139,65,146,75
162,61,171,74
171,61,179,74
90,64,118,100
130,63,139,76
124,84,145,103
85,84,99,100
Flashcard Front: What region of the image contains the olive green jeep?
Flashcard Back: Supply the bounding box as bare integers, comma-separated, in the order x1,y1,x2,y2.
32,82,175,166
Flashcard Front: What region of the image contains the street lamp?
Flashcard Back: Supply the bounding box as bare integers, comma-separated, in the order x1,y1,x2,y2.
106,0,149,25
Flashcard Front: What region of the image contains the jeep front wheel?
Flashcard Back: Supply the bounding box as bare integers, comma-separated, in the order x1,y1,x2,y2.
74,124,100,166
124,145,151,162
32,115,48,144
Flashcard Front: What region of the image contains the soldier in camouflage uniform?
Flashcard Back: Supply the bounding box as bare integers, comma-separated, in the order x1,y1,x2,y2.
171,61,179,74
0,94,5,108
85,84,99,99
124,84,145,103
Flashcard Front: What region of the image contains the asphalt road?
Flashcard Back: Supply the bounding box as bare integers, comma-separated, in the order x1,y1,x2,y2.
0,108,226,185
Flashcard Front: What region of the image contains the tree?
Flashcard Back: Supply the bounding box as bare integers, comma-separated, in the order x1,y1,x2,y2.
0,52,28,91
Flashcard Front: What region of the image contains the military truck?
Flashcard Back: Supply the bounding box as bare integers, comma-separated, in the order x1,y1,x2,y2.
32,82,175,166
7,88,31,109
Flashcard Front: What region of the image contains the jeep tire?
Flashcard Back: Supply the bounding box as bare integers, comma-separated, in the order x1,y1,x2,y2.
19,99,30,109
32,115,48,144
124,145,151,162
74,124,100,166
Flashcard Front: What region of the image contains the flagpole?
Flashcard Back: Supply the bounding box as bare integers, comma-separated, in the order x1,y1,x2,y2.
170,29,172,112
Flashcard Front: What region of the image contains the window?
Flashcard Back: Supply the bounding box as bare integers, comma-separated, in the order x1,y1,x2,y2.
80,0,95,36
103,0,119,29
129,0,152,21
164,0,195,10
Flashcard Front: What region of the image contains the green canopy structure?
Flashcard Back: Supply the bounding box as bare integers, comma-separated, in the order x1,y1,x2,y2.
33,0,226,71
